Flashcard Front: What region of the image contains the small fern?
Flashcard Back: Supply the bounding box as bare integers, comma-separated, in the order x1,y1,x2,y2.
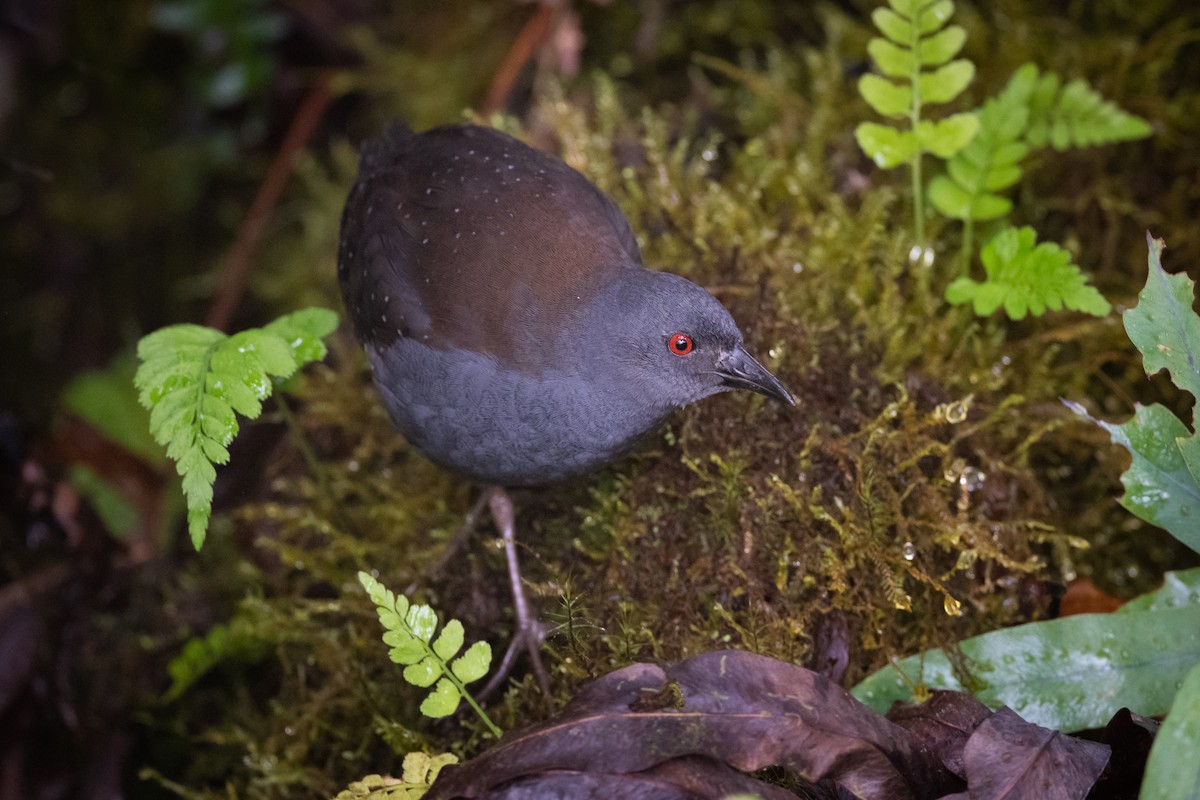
358,572,500,738
945,226,1110,319
928,65,1037,225
855,0,979,247
134,307,338,549
1026,69,1152,151
333,753,459,800
929,63,1151,229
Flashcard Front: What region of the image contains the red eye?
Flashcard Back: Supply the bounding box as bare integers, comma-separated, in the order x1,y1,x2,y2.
668,333,694,356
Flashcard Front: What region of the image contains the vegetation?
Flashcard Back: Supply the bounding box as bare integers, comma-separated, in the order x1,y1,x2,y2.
3,0,1199,798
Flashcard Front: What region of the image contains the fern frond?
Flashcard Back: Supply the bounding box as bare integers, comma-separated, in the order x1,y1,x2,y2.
1026,69,1152,151
928,64,1038,221
133,307,338,549
945,226,1111,319
358,572,500,737
855,0,979,169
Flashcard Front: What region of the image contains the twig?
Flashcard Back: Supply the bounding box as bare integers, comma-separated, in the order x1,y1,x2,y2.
481,2,561,116
205,72,334,332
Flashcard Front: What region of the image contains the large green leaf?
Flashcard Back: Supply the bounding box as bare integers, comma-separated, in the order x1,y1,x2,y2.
1139,659,1200,800
852,603,1200,731
1124,234,1200,420
1079,402,1200,554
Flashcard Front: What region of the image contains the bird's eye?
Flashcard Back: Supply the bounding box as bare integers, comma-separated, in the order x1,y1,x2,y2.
667,333,694,356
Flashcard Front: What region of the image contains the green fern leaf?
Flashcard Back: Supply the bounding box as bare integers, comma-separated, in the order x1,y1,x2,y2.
358,572,499,734
1026,70,1151,151
133,308,338,549
945,226,1111,318
928,64,1038,221
855,0,976,169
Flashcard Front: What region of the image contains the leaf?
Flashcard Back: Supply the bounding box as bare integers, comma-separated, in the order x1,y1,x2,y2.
855,123,920,169
451,641,492,684
944,226,1111,319
867,38,914,79
1120,568,1200,614
358,573,496,731
919,25,966,65
915,113,980,158
263,306,340,365
420,678,461,718
928,65,1035,222
426,651,933,800
432,619,464,661
1139,660,1200,800
856,0,976,169
403,657,443,688
133,309,338,549
1124,234,1200,420
917,60,974,104
852,603,1200,731
859,74,912,118
1075,402,1200,554
1025,71,1152,151
958,707,1109,799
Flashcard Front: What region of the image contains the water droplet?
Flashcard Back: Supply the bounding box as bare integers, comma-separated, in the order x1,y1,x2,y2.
944,401,968,424
959,467,986,492
943,596,963,616
902,541,916,561
792,261,804,273
908,244,935,267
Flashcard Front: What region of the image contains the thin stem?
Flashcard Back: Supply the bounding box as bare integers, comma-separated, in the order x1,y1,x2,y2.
961,218,974,277
908,7,928,307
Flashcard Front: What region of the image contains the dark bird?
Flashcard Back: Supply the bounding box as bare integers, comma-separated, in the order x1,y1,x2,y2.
338,123,793,694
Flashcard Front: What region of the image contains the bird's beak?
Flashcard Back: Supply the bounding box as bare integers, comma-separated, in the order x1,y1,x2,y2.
716,345,795,406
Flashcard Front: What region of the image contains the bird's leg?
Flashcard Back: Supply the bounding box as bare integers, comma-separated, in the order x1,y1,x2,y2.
478,486,551,700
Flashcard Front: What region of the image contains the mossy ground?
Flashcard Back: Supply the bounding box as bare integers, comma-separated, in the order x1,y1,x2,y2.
5,1,1200,798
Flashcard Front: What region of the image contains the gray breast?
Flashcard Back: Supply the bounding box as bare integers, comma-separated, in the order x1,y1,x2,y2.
366,339,668,486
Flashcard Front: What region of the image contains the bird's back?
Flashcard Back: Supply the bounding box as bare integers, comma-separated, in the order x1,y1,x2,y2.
337,124,643,371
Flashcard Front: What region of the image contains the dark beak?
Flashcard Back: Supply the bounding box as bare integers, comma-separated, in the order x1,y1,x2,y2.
717,345,795,406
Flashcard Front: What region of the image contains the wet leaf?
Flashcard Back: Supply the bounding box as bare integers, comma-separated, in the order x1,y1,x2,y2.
853,604,1200,731
1139,660,1200,799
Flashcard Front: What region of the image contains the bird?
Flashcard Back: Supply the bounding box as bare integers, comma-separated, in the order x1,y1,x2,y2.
337,122,794,695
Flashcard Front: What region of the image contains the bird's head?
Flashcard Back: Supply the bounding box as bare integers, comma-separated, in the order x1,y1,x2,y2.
585,269,794,412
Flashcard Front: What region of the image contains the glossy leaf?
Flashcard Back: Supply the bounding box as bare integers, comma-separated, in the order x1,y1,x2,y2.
852,603,1200,731
1120,568,1200,614
1139,660,1200,800
1079,402,1200,554
1124,234,1200,419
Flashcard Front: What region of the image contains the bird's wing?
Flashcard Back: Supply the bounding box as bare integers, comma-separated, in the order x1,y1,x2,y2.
338,124,643,368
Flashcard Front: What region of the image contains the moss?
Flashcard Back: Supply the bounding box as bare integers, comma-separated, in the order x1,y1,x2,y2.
37,2,1194,797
